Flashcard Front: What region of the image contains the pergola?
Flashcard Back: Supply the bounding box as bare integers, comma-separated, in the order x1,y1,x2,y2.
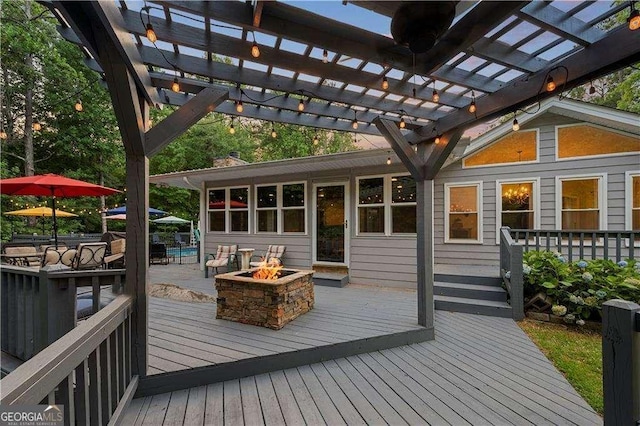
44,0,640,377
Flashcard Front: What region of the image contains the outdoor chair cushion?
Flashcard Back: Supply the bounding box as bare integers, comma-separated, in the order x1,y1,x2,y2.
205,245,238,277
72,242,107,270
42,247,77,267
3,246,41,267
104,239,125,268
249,245,286,267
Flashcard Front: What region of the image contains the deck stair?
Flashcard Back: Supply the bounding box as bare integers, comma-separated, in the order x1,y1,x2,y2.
312,264,349,287
434,273,512,318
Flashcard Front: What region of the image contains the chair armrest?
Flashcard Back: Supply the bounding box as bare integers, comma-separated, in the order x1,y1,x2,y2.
206,253,217,261
227,254,239,271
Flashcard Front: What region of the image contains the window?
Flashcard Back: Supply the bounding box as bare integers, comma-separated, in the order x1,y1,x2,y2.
463,130,537,168
496,179,539,243
256,182,306,234
556,175,606,231
357,174,416,235
627,172,640,230
445,182,482,243
557,124,640,160
207,187,249,233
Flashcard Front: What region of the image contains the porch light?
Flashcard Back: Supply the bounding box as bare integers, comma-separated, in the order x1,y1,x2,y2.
432,88,439,103
399,117,406,129
171,77,180,93
251,41,260,58
546,75,556,92
298,99,305,112
145,23,157,43
235,100,244,113
33,122,42,131
322,49,328,63
512,117,520,132
382,76,389,90
629,3,640,30
74,99,83,112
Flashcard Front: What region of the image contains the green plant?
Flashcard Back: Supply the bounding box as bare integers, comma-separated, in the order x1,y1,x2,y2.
522,251,640,322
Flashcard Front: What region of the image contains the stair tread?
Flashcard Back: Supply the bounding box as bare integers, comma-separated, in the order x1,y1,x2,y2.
434,295,512,309
434,281,506,293
313,273,349,279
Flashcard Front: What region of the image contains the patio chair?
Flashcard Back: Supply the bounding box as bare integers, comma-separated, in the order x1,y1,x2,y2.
149,242,169,265
104,238,125,268
71,242,108,270
41,246,77,268
250,245,286,267
2,244,41,267
205,244,238,278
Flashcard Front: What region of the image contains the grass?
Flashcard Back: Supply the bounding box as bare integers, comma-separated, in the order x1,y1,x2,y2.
519,319,603,415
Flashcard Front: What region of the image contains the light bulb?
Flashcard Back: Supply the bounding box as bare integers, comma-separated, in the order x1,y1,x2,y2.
322,49,328,63
386,157,391,165
236,100,243,113
74,99,83,112
298,99,305,112
546,76,556,92
435,135,441,144
629,8,640,30
0,131,6,139
171,77,180,93
251,41,260,58
33,122,42,131
271,128,277,138
382,77,389,90
229,123,235,134
313,134,319,145
512,118,520,132
399,117,406,129
432,89,439,103
468,100,476,113
352,119,358,130
146,23,157,43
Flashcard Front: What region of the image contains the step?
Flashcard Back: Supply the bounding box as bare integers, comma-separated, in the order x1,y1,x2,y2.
434,273,503,287
434,281,507,302
313,273,349,288
435,295,513,318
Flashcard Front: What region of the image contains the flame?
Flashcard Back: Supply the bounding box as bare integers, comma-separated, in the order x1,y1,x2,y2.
252,258,283,280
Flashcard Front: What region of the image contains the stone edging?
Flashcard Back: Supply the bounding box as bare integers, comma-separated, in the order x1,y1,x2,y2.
525,311,601,331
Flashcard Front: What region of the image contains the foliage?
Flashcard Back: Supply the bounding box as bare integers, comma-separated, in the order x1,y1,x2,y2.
520,320,603,414
522,250,640,321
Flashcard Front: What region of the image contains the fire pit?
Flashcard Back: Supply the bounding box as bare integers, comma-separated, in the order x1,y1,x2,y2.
214,262,314,330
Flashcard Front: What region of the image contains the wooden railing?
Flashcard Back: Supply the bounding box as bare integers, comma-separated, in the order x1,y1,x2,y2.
499,227,524,320
0,294,137,425
508,229,638,262
602,300,640,425
1,265,125,361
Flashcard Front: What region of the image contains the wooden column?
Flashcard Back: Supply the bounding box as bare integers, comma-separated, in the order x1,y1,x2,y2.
415,179,434,328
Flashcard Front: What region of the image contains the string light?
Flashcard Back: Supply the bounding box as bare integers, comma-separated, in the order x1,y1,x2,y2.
629,2,640,30
171,77,180,93
546,75,556,92
298,98,305,112
74,99,83,112
145,23,157,43
322,49,328,64
434,135,441,144
386,156,392,165
351,110,358,129
229,118,235,134
235,100,244,113
33,122,42,131
313,134,319,145
271,123,277,138
468,92,476,113
382,76,389,90
512,114,520,132
432,81,439,103
399,117,406,129
251,41,260,58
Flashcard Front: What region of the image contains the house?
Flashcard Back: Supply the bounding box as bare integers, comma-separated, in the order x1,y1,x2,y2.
149,99,640,289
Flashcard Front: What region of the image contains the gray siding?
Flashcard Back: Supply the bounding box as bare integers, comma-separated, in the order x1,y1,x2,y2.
434,113,640,267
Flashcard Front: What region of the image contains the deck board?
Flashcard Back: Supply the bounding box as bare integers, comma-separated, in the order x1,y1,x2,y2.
123,264,602,425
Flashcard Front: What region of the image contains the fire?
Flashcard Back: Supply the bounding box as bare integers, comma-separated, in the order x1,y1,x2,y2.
252,258,283,280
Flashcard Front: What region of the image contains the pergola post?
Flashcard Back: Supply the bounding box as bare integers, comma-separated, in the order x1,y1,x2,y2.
416,179,435,328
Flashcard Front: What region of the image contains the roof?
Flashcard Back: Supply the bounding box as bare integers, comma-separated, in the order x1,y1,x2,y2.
461,98,640,159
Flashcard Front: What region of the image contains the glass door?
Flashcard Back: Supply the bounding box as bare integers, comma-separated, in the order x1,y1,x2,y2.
314,183,348,264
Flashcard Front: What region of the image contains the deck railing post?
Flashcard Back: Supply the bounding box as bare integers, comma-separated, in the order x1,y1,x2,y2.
509,243,525,321
41,269,76,346
602,299,640,425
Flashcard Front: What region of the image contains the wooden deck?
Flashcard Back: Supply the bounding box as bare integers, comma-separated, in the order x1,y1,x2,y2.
125,308,601,425
117,265,603,424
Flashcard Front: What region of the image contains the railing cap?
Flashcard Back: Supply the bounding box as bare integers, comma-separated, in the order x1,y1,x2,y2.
602,299,640,311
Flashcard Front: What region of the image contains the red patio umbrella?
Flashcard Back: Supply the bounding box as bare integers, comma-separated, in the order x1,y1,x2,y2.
0,174,120,247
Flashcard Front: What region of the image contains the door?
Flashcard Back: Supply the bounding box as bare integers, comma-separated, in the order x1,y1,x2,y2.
313,183,349,265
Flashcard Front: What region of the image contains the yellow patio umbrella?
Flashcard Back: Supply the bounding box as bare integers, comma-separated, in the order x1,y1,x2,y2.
5,206,78,236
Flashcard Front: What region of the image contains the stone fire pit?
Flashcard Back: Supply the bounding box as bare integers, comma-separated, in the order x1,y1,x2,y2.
214,268,314,330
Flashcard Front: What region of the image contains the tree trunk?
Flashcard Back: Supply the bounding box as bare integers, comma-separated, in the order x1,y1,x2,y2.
23,0,35,177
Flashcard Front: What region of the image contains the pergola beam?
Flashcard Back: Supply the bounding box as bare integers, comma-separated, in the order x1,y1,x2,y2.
146,87,229,157
373,118,425,180
471,37,549,73
424,130,464,180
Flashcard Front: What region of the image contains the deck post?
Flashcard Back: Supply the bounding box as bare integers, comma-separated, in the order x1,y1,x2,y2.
416,179,435,329
602,299,640,425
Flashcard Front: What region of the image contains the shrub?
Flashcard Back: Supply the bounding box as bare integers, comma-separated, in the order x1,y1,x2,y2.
522,250,640,322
